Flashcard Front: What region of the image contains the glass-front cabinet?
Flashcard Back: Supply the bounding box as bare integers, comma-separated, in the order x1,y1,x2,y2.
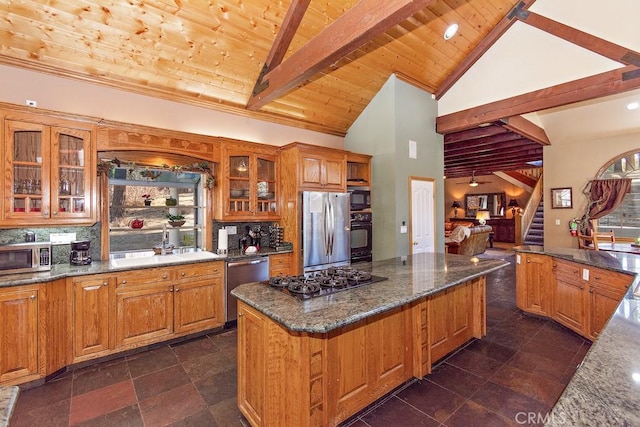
2,119,94,225
221,147,278,220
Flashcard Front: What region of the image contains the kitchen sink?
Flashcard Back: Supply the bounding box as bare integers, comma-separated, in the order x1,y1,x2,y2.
109,250,220,268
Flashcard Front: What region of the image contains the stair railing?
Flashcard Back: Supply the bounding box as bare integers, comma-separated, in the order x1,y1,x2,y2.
518,175,544,245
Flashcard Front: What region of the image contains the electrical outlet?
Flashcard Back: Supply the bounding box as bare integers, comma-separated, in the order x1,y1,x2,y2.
555,219,561,225
582,268,590,281
226,225,237,235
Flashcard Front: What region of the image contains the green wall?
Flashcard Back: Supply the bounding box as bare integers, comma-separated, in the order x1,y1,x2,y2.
345,75,444,260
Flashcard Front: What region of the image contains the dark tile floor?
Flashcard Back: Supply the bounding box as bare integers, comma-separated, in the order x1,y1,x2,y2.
10,252,591,426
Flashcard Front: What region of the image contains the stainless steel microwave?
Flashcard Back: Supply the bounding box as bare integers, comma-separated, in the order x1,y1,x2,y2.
0,242,52,275
348,189,371,211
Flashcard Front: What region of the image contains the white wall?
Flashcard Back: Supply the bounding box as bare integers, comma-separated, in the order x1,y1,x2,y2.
0,64,344,149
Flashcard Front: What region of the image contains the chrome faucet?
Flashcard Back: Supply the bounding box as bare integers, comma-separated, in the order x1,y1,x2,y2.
161,223,168,255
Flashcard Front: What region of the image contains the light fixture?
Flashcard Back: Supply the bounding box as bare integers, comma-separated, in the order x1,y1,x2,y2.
508,199,519,218
451,201,461,218
236,160,248,172
476,210,490,225
627,102,639,110
469,171,479,187
444,23,458,40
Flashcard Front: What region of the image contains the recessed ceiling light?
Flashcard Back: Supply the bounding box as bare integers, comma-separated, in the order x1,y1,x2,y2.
444,24,458,40
627,102,639,110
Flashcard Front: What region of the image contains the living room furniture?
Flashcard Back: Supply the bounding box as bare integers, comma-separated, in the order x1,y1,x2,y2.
445,222,492,255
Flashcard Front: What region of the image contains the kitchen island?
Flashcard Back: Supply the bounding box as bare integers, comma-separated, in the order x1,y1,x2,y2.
231,252,509,426
513,246,640,426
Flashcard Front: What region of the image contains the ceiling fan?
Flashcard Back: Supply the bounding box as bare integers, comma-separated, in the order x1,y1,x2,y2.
458,171,491,187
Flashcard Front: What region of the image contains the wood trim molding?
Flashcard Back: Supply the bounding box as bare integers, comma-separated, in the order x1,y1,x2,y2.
500,115,550,145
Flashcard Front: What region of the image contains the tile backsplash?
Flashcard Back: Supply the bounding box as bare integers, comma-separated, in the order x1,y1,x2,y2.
212,221,276,251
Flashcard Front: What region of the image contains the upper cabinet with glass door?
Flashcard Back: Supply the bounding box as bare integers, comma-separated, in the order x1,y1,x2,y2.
218,144,278,221
2,117,95,226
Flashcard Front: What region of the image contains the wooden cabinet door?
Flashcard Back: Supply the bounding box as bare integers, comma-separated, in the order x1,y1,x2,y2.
237,302,266,427
587,268,632,340
174,278,223,334
327,306,411,425
3,118,95,226
0,287,40,383
115,284,174,348
269,253,292,277
428,283,474,363
300,155,323,189
553,260,587,335
323,156,345,190
516,254,552,315
73,275,114,360
326,319,370,424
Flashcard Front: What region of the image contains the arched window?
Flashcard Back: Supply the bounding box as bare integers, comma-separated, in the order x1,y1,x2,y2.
596,150,640,238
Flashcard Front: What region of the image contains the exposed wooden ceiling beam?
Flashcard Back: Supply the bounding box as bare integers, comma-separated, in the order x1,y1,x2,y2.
247,0,435,110
514,10,640,67
444,140,542,160
251,0,312,97
436,64,640,134
445,133,526,152
499,115,550,145
435,0,538,99
444,124,506,144
446,147,542,164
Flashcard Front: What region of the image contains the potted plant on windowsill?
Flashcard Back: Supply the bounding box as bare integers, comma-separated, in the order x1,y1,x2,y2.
166,213,186,227
142,194,152,206
165,197,177,206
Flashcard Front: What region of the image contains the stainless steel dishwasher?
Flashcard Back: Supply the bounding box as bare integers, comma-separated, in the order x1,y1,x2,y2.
225,256,269,323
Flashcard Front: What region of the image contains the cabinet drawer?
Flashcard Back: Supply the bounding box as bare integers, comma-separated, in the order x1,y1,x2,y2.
553,260,583,282
591,268,633,292
176,261,223,281
116,267,176,288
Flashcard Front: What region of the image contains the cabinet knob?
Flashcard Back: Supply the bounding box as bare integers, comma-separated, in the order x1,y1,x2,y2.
121,280,127,285
527,259,531,263
103,282,108,286
52,210,57,216
595,276,601,280
30,294,36,300
162,274,168,279
238,312,243,317
43,210,49,216
181,272,186,277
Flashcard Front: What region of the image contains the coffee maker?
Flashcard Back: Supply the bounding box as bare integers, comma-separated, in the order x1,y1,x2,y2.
70,240,92,265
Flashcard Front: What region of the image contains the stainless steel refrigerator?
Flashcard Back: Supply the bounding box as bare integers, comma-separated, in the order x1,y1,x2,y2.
302,191,350,273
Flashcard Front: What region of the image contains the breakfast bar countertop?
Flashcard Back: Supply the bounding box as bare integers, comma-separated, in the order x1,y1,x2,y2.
513,246,640,426
231,252,509,333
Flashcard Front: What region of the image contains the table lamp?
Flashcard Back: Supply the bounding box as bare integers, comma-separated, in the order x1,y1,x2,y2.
451,201,461,218
508,199,519,218
476,210,490,225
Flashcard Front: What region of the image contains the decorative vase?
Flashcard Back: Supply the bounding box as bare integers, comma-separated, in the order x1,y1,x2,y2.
144,199,151,206
165,197,177,206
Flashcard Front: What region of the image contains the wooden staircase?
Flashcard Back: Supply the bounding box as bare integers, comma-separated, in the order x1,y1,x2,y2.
524,198,544,246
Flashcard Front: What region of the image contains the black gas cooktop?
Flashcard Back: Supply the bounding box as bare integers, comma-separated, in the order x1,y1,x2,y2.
264,266,388,301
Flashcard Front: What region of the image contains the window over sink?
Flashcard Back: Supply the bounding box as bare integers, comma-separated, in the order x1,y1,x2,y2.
107,165,205,256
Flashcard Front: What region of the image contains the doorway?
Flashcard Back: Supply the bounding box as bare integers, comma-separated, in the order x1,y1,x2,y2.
410,178,435,254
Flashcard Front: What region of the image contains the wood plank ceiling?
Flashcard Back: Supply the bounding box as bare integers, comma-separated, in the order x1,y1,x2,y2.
2,1,636,178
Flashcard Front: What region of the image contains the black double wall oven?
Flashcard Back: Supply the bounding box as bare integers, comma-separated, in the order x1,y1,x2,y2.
350,211,373,263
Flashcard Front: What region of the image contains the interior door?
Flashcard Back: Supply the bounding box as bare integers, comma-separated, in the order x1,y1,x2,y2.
410,178,435,254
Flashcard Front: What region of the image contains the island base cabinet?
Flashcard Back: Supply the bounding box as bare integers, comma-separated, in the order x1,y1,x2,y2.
236,277,486,427
0,286,42,385
426,278,485,365
516,253,552,316
326,306,413,425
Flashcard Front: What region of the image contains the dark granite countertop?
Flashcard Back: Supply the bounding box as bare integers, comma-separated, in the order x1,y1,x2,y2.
0,248,292,288
231,252,509,333
512,246,640,426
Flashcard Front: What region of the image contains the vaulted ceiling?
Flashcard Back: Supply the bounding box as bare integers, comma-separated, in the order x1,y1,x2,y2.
1,1,639,178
